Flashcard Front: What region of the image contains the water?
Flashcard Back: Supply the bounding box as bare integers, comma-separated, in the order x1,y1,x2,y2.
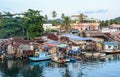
0,54,120,77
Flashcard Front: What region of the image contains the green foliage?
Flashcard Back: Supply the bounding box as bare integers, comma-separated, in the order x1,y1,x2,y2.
114,17,120,24
52,20,60,26
28,24,44,39
61,16,71,33
50,29,58,32
0,12,2,26
0,14,24,38
23,9,44,39
0,9,44,39
100,17,120,27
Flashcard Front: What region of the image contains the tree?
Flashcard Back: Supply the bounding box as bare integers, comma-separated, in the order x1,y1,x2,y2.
0,12,24,38
79,13,84,23
0,12,3,26
51,11,58,26
23,9,44,39
61,13,65,18
51,11,57,19
44,15,48,23
62,16,71,33
79,13,88,23
3,12,14,18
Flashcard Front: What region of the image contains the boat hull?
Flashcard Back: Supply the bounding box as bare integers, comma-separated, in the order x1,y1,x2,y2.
52,56,70,64
29,55,51,62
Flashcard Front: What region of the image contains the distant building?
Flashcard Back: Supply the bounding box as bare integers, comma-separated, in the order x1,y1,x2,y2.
43,24,53,31
71,23,100,31
70,15,100,31
101,24,120,33
43,24,60,31
83,31,107,42
110,24,120,32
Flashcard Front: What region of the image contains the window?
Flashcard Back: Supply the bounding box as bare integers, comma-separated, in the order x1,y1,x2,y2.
108,46,111,48
113,46,117,50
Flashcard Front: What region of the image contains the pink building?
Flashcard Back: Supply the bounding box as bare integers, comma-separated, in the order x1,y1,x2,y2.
71,14,100,31
71,23,100,31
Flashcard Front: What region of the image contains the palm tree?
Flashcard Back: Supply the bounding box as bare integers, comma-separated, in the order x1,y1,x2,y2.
3,11,14,18
61,13,65,19
51,11,57,26
51,11,57,19
44,14,48,23
62,16,71,33
79,13,87,23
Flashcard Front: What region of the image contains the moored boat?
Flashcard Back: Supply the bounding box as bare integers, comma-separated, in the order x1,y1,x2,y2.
29,52,51,61
52,56,65,64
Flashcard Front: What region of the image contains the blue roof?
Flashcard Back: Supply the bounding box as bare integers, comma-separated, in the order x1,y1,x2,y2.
47,40,60,45
61,34,91,41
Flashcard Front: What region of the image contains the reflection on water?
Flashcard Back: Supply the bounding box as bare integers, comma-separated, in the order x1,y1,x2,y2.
0,54,120,77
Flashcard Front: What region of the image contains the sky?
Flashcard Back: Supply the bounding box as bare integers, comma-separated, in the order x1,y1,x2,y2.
0,0,120,20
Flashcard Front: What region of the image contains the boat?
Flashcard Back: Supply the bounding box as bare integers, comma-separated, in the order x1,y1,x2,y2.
29,52,52,61
52,54,70,64
29,60,52,67
52,56,65,64
70,57,76,61
104,50,120,55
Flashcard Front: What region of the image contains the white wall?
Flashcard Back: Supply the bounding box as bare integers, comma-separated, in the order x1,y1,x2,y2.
43,24,52,31
104,45,118,51
7,44,14,54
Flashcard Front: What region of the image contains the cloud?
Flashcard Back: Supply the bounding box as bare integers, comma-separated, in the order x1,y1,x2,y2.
81,9,109,14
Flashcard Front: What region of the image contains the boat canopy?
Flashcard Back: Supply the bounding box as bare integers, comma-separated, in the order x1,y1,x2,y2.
104,42,119,46
61,34,91,41
57,44,68,48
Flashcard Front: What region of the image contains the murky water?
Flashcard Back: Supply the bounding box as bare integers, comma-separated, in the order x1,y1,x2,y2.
0,54,120,77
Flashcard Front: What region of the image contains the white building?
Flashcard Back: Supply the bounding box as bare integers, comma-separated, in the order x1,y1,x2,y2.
43,24,53,31
101,24,120,33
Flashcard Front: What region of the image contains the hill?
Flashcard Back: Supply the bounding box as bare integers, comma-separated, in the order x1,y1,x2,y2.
114,17,120,23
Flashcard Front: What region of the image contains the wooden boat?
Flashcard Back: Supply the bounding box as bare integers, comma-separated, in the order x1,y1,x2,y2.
52,55,70,64
104,50,120,55
29,52,51,61
52,56,64,64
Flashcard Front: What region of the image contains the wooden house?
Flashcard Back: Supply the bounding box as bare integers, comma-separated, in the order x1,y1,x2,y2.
7,37,35,58
83,31,107,42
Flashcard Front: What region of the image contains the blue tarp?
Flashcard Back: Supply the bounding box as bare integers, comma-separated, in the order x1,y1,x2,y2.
47,40,60,45
68,50,75,54
61,34,91,41
68,48,81,55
